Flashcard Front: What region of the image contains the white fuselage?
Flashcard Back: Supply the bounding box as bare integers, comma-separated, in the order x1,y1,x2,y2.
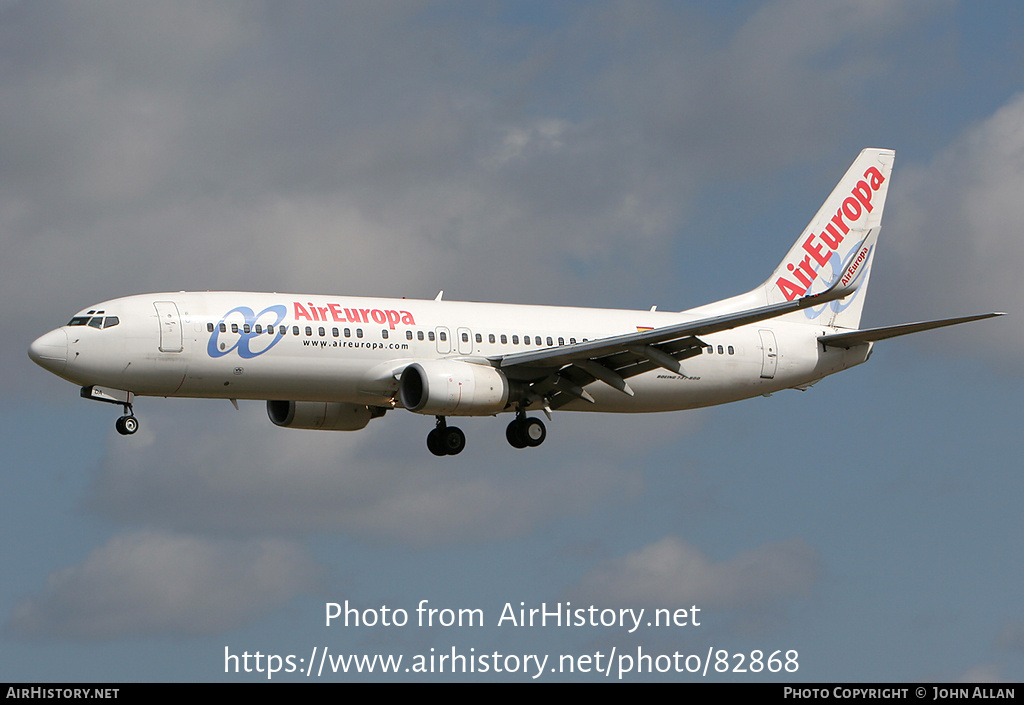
30,150,1000,455
33,291,871,415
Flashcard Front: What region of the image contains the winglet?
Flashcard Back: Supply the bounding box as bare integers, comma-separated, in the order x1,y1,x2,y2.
796,235,872,309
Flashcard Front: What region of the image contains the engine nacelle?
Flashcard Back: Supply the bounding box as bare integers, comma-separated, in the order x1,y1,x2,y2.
267,400,385,431
398,361,509,416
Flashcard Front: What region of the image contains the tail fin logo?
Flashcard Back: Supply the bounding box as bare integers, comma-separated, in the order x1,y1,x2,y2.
840,244,871,288
775,166,885,301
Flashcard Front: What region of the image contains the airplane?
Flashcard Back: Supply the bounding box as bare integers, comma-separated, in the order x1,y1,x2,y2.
28,148,1002,456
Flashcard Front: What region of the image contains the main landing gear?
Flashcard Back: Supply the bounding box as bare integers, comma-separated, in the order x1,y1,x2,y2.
424,412,547,456
427,416,466,456
506,412,546,449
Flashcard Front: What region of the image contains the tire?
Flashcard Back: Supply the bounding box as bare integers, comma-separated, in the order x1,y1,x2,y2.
506,419,527,448
523,417,546,447
116,415,139,436
442,426,466,455
426,428,446,456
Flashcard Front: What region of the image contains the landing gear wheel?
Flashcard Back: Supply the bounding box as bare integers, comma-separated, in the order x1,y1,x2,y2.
441,426,466,455
522,417,546,447
506,419,527,448
427,423,466,456
115,415,139,436
426,428,443,456
506,416,545,448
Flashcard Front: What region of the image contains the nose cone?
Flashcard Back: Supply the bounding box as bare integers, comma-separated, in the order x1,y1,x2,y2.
29,328,69,375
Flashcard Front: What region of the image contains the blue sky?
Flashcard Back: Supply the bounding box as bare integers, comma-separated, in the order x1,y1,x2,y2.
2,0,1022,682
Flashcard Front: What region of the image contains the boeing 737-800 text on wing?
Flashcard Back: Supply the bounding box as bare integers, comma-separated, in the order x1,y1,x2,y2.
29,149,1001,456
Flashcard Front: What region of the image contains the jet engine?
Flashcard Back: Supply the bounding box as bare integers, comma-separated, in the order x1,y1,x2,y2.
267,400,385,431
398,361,509,416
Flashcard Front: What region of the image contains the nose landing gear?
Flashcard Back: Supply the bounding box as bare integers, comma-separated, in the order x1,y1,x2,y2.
115,413,139,435
80,386,139,436
114,401,138,436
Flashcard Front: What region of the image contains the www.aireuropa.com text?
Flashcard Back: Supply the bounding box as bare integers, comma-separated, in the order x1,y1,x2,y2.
224,645,799,680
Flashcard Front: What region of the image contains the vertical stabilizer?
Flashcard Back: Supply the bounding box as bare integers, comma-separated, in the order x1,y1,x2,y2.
765,148,894,328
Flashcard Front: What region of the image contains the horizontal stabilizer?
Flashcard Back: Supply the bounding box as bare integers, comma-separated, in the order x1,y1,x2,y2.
818,313,1005,349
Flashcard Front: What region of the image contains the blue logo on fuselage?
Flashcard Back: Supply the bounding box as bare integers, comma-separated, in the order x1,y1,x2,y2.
208,305,287,359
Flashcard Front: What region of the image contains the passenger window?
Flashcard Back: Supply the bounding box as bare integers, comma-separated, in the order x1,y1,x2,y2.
546,337,552,346
207,323,214,333
488,334,495,344
717,345,724,354
417,331,424,341
728,345,734,355
570,338,577,345
231,323,239,333
500,334,507,344
243,324,251,334
255,324,262,334
382,330,388,339
512,335,519,345
524,336,531,345
439,331,447,341
345,328,351,338
475,333,482,343
333,328,339,337
406,330,413,340
293,326,299,335
428,331,435,341
319,327,326,337
357,328,363,338
461,332,469,343
558,337,564,346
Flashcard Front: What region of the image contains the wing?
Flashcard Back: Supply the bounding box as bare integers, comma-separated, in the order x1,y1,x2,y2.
490,252,866,410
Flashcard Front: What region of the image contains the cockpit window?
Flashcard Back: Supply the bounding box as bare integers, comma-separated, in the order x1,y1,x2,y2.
68,315,119,328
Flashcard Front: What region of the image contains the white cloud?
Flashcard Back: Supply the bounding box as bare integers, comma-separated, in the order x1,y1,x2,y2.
5,531,319,640
884,92,1024,359
956,664,1006,683
995,620,1024,652
571,535,820,610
